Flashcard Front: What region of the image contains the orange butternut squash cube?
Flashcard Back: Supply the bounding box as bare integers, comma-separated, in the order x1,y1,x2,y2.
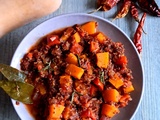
60,27,74,41
95,32,106,43
48,104,65,119
101,104,119,118
123,84,134,93
102,89,120,102
96,52,109,68
109,74,124,89
90,41,100,52
72,32,81,43
81,21,97,34
59,75,72,87
65,64,84,79
37,84,46,95
80,54,87,59
65,53,78,65
62,106,71,119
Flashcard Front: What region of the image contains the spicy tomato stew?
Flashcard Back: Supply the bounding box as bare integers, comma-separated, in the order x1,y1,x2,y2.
20,21,134,120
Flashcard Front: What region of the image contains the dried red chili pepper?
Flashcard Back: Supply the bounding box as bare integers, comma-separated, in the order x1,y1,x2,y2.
130,2,147,34
97,0,121,11
130,2,140,22
113,0,132,20
137,0,160,17
133,13,147,53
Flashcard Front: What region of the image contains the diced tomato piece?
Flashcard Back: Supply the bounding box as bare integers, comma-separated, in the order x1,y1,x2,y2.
93,78,104,91
62,106,71,119
27,53,33,60
37,64,43,71
90,85,98,97
47,35,60,46
70,43,83,54
81,109,96,120
86,61,93,75
119,94,131,107
81,109,91,118
116,55,128,65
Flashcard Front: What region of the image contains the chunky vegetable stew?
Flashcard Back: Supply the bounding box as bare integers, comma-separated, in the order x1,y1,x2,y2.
20,21,134,120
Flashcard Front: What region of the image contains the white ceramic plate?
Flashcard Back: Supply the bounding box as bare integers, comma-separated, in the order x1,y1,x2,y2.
10,13,144,120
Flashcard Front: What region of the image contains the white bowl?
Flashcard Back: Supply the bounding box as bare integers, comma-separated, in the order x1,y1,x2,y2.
10,13,144,120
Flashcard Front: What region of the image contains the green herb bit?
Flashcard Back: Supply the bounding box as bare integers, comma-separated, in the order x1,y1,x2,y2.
71,91,75,103
39,60,53,72
99,71,105,84
76,54,81,67
75,91,83,96
70,89,83,103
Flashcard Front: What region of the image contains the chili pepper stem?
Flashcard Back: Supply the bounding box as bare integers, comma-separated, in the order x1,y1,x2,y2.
88,6,102,14
141,25,147,34
111,17,118,22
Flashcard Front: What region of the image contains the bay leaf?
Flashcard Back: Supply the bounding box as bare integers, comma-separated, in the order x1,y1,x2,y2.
0,80,34,104
0,64,26,82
